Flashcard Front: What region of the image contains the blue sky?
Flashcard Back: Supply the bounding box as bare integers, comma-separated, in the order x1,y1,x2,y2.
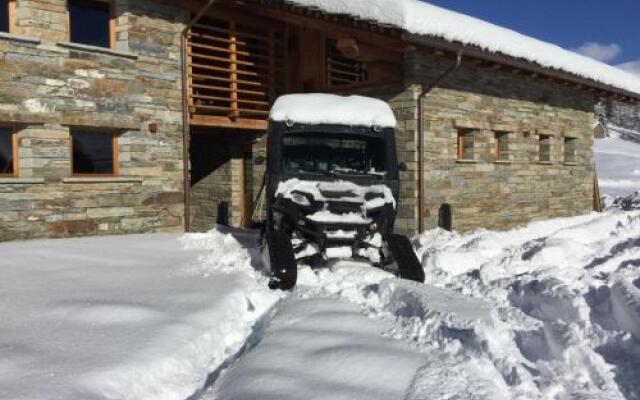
424,0,640,73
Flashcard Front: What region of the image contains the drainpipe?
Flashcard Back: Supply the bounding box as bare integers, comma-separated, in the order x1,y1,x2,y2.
181,0,216,232
416,48,464,232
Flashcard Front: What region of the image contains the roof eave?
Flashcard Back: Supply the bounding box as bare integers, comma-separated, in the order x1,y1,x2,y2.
402,32,640,103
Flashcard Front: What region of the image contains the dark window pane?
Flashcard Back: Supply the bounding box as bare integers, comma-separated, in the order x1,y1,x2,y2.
0,0,8,33
72,131,114,175
0,128,14,174
69,0,110,48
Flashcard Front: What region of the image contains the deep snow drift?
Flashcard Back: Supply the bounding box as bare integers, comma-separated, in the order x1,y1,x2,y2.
0,232,281,400
3,211,640,400
203,211,640,400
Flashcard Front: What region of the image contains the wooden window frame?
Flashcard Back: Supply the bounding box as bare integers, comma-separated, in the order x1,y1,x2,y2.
7,0,16,34
457,130,474,161
564,136,578,163
0,127,18,177
67,0,116,49
538,134,552,163
494,131,509,161
69,128,120,177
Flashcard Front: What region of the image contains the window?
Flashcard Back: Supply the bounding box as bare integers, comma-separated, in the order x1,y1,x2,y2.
68,0,112,48
282,132,387,176
71,130,118,175
0,0,14,33
0,127,16,176
495,131,509,161
538,134,551,162
564,137,578,163
326,39,368,87
457,130,474,160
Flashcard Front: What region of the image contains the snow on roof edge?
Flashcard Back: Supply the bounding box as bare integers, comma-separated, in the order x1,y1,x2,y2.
280,0,640,97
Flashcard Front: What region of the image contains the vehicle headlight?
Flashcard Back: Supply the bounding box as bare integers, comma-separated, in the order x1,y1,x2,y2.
290,191,311,207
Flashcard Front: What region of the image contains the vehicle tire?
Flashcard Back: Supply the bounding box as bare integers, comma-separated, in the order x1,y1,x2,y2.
265,230,298,290
386,234,425,283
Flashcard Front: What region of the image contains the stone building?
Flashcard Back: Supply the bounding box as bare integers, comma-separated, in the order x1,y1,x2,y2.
0,0,639,241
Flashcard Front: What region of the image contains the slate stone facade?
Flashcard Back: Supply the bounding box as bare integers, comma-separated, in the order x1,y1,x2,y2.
0,0,188,241
0,1,601,241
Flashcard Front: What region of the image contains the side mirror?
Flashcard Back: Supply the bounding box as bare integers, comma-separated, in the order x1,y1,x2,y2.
398,162,408,172
254,155,266,165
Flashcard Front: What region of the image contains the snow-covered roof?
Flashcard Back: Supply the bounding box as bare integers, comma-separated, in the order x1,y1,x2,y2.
270,94,397,128
281,0,640,96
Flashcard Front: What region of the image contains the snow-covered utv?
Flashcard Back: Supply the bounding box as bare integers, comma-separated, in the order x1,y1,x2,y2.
260,94,425,290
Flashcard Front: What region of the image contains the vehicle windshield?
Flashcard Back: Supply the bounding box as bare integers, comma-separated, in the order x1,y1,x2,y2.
282,132,387,177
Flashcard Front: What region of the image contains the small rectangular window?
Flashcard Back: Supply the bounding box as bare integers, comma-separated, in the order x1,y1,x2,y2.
495,132,509,161
69,0,112,48
457,130,474,160
0,127,16,175
71,130,118,175
538,134,551,162
564,137,577,163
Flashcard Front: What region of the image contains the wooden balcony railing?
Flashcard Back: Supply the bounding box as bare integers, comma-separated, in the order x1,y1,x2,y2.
187,17,288,129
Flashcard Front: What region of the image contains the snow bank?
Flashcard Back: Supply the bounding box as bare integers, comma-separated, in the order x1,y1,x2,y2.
283,0,640,95
270,94,397,128
211,211,640,400
0,232,281,400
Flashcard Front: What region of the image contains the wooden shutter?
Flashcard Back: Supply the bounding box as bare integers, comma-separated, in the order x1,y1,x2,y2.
188,16,287,128
326,39,368,88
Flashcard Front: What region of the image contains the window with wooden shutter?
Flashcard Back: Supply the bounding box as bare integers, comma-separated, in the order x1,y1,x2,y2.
326,39,368,88
457,130,475,161
188,16,288,128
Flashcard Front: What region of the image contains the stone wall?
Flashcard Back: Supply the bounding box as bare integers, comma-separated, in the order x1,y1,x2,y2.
407,51,597,232
0,0,188,241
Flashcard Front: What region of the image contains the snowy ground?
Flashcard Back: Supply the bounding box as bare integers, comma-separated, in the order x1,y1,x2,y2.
2,211,640,400
595,124,640,198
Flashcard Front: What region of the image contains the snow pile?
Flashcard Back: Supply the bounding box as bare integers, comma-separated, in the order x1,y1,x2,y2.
282,0,640,95
412,211,640,399
0,232,281,400
596,124,640,197
208,211,640,400
270,94,397,128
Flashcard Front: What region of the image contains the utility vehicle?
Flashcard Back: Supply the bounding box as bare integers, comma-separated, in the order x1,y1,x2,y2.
260,94,425,290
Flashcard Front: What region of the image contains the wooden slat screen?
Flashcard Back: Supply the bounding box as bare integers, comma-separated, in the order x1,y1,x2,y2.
326,39,368,87
188,17,287,123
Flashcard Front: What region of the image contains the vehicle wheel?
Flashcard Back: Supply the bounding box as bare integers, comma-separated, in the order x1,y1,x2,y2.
386,234,425,283
264,230,298,290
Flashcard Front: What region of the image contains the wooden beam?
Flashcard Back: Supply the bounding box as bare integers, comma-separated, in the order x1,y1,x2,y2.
190,115,268,130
